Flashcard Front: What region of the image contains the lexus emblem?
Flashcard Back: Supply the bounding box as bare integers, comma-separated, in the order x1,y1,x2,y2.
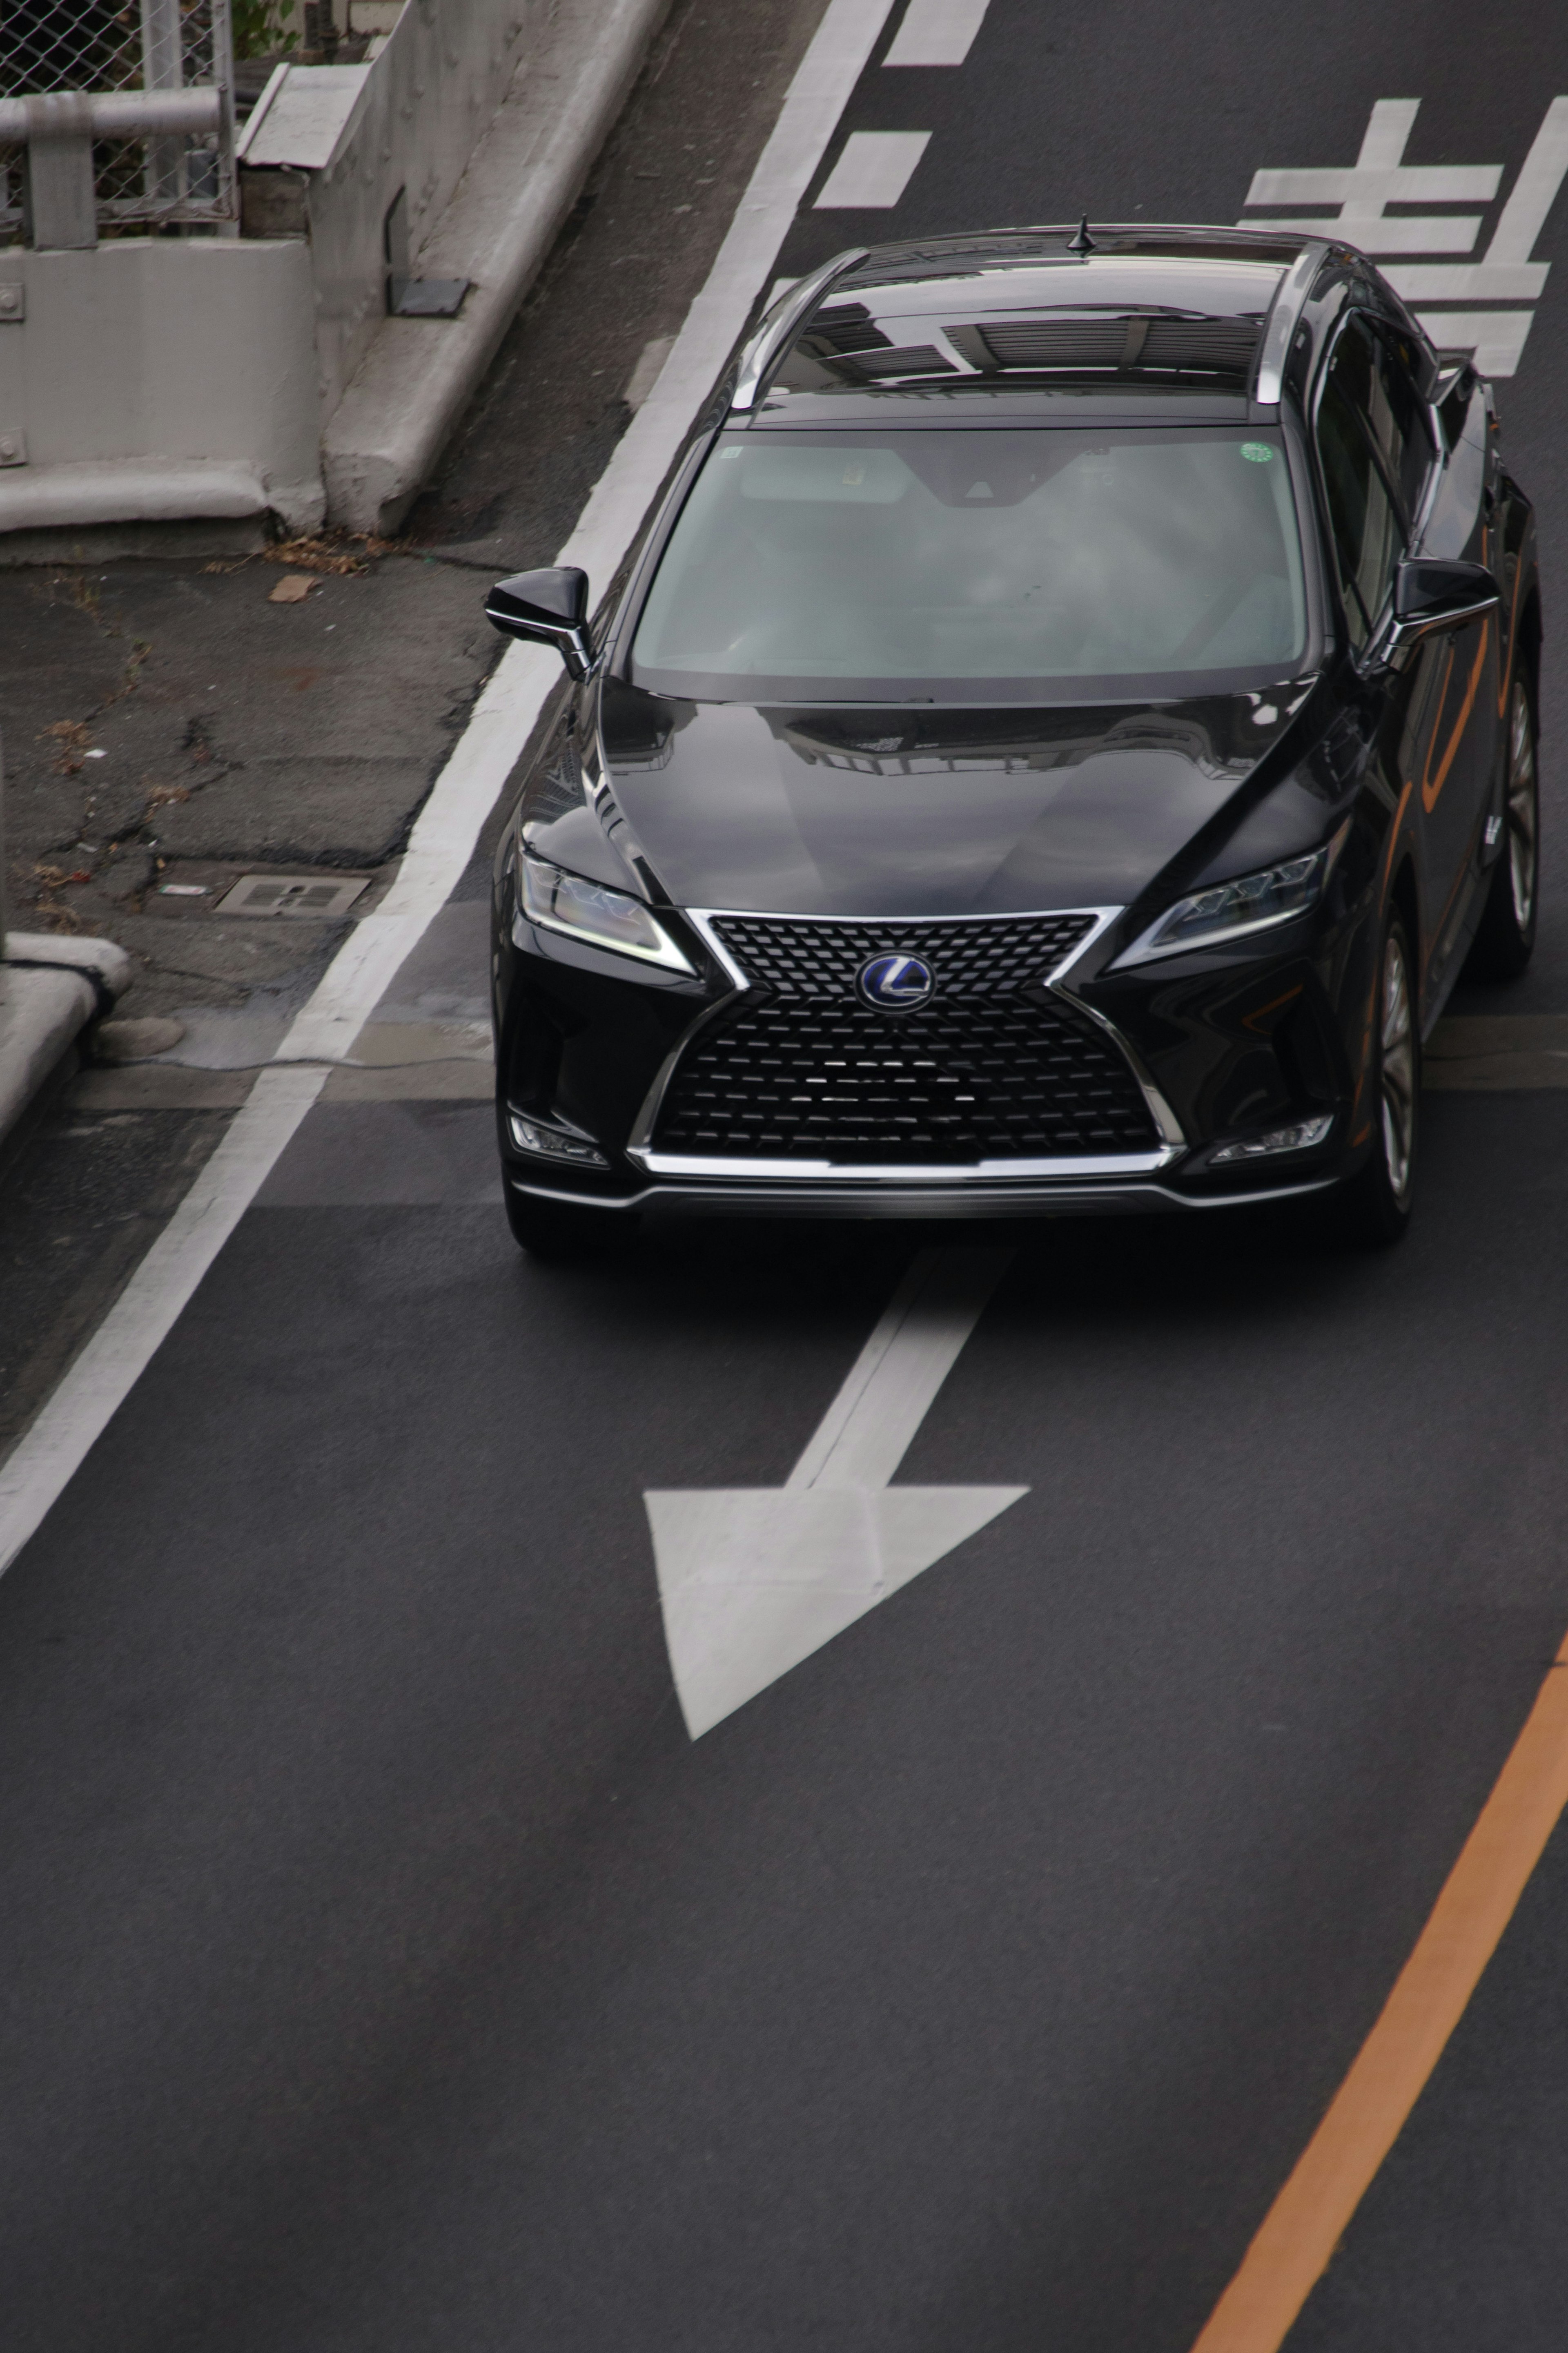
857,952,934,1011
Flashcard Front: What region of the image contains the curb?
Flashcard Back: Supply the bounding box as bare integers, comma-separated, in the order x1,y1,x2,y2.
323,0,673,535
0,933,132,1157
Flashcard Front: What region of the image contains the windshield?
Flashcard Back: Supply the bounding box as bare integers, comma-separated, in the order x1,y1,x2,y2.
630,427,1308,701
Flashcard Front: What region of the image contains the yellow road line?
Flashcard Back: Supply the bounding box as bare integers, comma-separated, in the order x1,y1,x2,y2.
1192,1631,1568,2352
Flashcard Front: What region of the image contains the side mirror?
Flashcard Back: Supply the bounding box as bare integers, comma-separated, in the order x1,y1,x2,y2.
1375,557,1500,670
1431,357,1474,408
485,567,593,680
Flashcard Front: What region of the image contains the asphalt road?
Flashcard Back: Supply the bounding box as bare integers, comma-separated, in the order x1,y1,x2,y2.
5,4,1568,2347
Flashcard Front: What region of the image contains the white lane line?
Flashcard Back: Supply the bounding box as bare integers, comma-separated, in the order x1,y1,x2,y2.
646,1248,1028,1738
884,0,991,67
0,1066,326,1561
814,127,931,208
0,0,904,1584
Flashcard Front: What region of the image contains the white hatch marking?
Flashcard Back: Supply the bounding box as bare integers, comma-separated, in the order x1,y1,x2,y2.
645,1247,1027,1739
884,0,991,67
815,128,932,207
1241,96,1568,377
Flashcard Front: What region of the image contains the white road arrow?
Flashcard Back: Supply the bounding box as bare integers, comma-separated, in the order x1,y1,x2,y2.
646,1247,1027,1737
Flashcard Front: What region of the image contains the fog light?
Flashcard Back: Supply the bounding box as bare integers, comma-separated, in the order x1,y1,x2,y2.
508,1112,608,1167
1211,1113,1333,1166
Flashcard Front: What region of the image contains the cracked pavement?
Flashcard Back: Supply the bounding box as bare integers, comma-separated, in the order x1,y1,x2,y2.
0,0,824,1057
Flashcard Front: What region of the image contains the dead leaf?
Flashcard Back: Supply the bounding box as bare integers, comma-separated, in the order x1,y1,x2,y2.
269,573,315,604
41,717,94,772
264,531,369,577
145,783,190,809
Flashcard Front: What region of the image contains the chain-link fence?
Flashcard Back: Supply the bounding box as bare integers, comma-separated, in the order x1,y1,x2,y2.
0,1,236,240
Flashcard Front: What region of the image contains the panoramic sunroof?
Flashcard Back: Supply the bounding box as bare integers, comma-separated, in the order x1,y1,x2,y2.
775,301,1265,392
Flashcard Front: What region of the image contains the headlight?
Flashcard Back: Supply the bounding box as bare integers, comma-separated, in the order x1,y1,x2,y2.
518,850,694,973
1115,824,1348,968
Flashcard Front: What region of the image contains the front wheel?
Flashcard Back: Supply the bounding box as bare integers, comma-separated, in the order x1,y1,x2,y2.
1466,675,1539,981
1336,911,1419,1247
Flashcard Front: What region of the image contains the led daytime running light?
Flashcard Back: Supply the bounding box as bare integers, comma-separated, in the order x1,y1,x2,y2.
1117,823,1348,968
518,850,694,973
508,1112,609,1166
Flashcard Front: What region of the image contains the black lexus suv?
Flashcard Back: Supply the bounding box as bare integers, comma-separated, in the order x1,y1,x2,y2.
484,225,1540,1251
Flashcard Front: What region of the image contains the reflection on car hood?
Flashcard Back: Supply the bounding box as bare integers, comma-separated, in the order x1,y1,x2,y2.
540,682,1318,917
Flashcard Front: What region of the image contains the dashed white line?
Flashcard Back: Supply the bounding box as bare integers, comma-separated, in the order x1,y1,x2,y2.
884,0,991,68
815,127,932,208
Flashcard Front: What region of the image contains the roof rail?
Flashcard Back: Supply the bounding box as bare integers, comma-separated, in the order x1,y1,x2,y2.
1252,241,1328,406
729,248,868,413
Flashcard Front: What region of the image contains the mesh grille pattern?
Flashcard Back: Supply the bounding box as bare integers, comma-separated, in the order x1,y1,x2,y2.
653,914,1158,1164
1,0,235,237
709,912,1097,997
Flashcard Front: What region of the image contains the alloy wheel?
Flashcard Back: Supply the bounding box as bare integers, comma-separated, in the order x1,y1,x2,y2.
1507,679,1539,933
1380,929,1416,1206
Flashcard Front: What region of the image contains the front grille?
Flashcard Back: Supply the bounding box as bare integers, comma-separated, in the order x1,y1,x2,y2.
709,912,1097,997
652,914,1159,1164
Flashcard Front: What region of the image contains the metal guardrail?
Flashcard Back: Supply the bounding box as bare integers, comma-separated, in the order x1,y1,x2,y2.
0,0,236,245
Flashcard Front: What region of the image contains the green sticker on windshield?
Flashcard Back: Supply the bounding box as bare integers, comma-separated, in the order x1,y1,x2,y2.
1240,442,1275,463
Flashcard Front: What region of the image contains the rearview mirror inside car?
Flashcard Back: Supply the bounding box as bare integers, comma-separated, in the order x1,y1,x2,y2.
485,567,593,680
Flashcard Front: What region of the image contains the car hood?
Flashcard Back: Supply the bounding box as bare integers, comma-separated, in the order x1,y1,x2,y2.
538,682,1320,918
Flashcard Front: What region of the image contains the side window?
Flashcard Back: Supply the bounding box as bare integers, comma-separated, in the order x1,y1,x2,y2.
1316,374,1404,647
1366,324,1436,523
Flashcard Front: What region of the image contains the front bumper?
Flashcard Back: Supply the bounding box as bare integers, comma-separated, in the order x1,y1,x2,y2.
493,883,1370,1222
505,1163,1341,1221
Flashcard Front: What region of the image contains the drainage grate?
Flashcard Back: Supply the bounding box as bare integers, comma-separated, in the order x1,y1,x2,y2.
214,874,370,919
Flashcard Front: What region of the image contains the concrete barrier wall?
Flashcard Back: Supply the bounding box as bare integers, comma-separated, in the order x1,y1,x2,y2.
306,0,542,430
0,0,665,547
0,238,323,539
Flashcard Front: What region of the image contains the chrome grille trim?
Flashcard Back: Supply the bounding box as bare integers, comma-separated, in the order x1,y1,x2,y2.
637,1147,1179,1180
686,903,1121,990
626,905,1187,1176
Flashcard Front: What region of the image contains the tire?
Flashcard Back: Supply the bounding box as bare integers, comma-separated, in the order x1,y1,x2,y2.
1466,674,1539,981
504,1182,619,1258
1336,910,1419,1247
